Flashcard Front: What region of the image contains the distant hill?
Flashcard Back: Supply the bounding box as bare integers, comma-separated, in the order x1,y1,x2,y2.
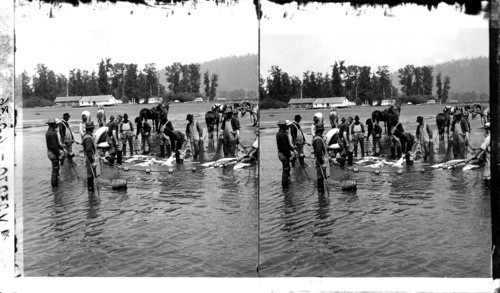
159,54,258,93
391,56,489,95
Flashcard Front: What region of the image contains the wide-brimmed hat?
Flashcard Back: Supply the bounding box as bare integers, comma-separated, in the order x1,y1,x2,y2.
109,115,115,120
46,118,56,124
85,121,95,129
294,114,302,120
341,117,346,122
116,114,123,119
123,113,128,119
453,109,462,116
416,116,423,123
277,120,287,126
315,123,325,131
63,113,70,118
186,114,193,120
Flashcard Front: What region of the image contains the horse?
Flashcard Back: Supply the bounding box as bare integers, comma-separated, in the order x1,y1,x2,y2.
371,109,398,134
153,103,168,122
205,104,223,142
96,107,106,127
436,107,452,140
139,108,159,131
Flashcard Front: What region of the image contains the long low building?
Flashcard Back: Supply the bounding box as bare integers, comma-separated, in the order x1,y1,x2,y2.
288,98,315,109
79,95,118,107
54,96,82,107
313,97,353,109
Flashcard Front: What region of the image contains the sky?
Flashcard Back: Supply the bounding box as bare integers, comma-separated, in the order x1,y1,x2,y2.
15,0,258,76
260,1,489,78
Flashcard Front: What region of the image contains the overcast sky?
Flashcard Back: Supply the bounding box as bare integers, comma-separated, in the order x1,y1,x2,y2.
16,0,258,76
260,1,488,78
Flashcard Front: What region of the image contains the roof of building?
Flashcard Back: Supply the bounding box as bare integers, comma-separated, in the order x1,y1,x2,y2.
79,95,115,102
54,96,82,103
288,98,315,104
313,97,346,104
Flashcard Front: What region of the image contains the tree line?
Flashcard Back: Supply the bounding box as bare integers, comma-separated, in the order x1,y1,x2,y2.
21,59,220,107
260,61,454,109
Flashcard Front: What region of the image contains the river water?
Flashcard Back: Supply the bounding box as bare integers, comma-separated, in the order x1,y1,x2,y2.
258,105,491,277
16,103,258,277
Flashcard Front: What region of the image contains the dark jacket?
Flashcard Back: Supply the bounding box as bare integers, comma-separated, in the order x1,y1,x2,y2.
46,128,64,156
276,129,293,158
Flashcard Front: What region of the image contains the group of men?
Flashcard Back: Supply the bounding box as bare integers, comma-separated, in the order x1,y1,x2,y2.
46,102,255,190
275,105,480,192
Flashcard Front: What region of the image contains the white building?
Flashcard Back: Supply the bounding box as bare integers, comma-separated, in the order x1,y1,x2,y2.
54,96,81,107
313,97,351,109
79,95,118,107
381,99,395,106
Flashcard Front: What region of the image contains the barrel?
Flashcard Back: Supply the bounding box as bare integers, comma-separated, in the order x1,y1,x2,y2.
111,179,127,190
340,180,357,191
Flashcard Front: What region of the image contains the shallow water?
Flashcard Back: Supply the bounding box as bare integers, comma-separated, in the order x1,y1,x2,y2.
259,106,491,277
17,105,258,277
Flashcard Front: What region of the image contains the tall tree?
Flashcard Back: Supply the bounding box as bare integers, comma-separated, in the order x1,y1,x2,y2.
165,62,182,94
123,63,138,103
331,60,345,96
179,64,191,93
436,73,443,103
144,63,159,96
422,66,433,95
203,70,210,100
398,65,414,96
344,65,360,101
357,66,372,105
209,73,218,101
188,63,201,94
21,70,32,100
442,76,451,103
110,63,127,100
412,66,423,95
55,74,68,97
376,65,391,101
98,58,111,95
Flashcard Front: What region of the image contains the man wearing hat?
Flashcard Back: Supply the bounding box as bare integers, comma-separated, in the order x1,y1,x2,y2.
289,114,306,166
394,128,417,165
466,122,490,189
276,120,295,188
106,114,123,165
415,116,433,162
82,121,98,191
220,108,240,157
59,113,75,164
46,118,67,187
310,112,324,143
106,115,115,127
119,113,134,157
350,115,366,158
158,116,174,158
329,107,339,129
342,117,354,166
312,123,328,193
450,109,469,159
186,114,203,160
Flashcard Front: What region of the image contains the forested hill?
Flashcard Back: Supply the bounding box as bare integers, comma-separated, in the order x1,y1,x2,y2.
159,54,258,92
391,56,489,95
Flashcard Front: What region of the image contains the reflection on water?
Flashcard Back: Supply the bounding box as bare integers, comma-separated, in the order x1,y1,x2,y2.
259,124,490,277
18,125,258,277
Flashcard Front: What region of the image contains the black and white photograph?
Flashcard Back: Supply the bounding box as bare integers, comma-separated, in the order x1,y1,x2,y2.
258,1,491,277
14,0,259,277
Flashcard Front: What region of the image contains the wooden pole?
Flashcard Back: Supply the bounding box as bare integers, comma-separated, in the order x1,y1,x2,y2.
490,0,500,279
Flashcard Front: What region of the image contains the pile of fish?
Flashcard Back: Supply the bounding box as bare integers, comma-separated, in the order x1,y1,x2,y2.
430,159,483,171
124,155,175,167
200,157,253,170
354,156,405,168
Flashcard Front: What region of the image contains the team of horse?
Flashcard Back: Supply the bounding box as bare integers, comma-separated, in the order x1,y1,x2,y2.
204,102,259,143
371,106,401,134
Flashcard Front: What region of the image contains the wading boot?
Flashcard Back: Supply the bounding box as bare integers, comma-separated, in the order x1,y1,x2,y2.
317,178,325,193
117,150,123,165
485,179,490,189
347,152,353,166
160,145,165,158
166,145,172,157
87,177,95,192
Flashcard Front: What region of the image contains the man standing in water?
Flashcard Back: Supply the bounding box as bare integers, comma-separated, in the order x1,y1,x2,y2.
289,114,306,166
466,122,490,189
350,115,365,159
312,123,327,193
342,116,354,166
416,116,433,162
46,118,67,187
221,109,240,157
329,107,339,128
107,114,122,165
58,113,75,164
186,114,203,160
394,129,417,165
450,109,469,159
82,121,98,192
277,120,295,188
